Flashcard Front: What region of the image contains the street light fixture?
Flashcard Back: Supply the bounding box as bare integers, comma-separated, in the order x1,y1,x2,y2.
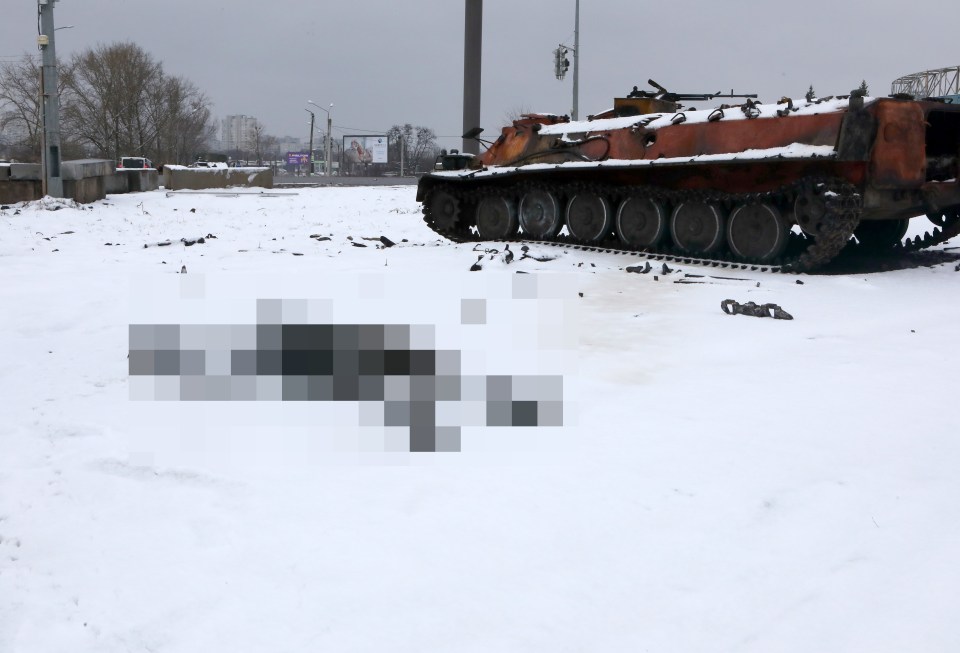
553,0,580,119
307,100,333,176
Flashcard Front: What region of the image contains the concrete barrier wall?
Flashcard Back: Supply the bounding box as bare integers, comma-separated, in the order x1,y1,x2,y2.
0,179,42,204
162,166,273,191
127,169,159,192
105,172,129,194
106,169,160,194
2,159,205,203
8,163,41,180
64,176,105,204
0,159,114,204
0,159,161,203
62,159,114,181
1,163,42,203
60,159,112,203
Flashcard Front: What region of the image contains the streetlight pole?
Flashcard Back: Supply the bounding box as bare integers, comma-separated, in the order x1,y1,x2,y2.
572,0,580,120
304,108,315,175
38,0,64,197
553,0,580,120
325,108,332,176
308,100,333,176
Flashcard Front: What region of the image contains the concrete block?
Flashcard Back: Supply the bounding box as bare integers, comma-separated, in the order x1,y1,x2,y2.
163,166,273,191
108,169,159,194
10,163,41,180
61,159,114,181
130,169,159,192
64,176,106,203
0,180,41,203
105,172,129,194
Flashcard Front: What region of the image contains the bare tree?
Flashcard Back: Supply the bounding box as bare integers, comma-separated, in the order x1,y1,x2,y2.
387,123,438,173
61,42,213,164
0,57,42,158
150,76,214,164
0,55,79,160
252,120,267,165
260,133,279,167
61,43,161,160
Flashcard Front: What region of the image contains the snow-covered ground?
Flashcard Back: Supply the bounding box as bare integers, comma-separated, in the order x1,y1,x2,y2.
2,186,960,651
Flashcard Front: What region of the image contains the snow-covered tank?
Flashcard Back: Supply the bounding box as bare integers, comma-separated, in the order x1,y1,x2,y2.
417,80,960,271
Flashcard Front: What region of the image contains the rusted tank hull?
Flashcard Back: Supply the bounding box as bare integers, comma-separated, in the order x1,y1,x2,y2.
418,90,960,271
445,98,960,214
480,112,847,169
427,158,869,196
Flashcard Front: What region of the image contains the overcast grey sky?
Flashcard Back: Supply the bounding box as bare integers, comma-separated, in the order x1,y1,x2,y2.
2,0,958,150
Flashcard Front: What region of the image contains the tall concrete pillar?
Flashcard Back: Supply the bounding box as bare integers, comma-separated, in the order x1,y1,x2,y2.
39,0,63,198
462,0,482,155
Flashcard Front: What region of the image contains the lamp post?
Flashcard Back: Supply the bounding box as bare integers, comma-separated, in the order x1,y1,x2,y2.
572,0,579,120
38,0,64,197
553,0,580,120
307,100,333,176
304,108,315,175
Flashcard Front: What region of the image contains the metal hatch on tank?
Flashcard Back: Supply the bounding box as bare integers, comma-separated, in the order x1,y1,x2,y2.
417,79,960,272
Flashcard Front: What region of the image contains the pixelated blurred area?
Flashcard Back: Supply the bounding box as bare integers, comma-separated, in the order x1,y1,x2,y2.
129,293,568,453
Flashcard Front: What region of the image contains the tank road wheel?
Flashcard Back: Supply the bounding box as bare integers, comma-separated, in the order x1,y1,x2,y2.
427,188,461,233
854,219,909,251
616,196,667,248
475,193,519,240
726,202,788,262
566,192,612,243
519,187,562,238
670,201,725,254
794,188,828,236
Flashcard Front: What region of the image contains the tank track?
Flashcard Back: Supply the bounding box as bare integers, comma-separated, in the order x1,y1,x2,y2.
421,177,866,273
890,209,960,253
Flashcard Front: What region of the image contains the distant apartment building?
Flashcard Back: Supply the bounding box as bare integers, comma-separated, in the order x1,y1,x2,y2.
221,115,258,153
277,137,304,154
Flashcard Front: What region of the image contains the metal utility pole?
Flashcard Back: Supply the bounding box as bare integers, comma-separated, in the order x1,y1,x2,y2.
553,0,580,120
572,0,580,120
38,0,63,198
309,100,333,176
462,0,482,155
305,109,315,174
325,108,332,176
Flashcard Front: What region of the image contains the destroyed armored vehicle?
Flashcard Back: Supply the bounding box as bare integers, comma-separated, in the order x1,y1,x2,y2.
417,80,960,271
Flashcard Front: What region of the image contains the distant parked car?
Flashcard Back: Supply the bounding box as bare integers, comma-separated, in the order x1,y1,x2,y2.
189,161,229,169
118,156,153,169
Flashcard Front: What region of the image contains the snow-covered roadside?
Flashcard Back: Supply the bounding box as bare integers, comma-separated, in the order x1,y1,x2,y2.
2,187,959,652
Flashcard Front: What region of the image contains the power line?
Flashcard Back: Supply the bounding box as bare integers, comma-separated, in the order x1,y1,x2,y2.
334,124,390,134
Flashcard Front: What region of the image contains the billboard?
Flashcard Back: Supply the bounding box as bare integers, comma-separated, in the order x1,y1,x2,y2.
342,135,389,174
286,151,310,165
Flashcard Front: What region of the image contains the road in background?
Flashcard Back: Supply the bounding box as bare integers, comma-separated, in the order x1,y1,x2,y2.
273,174,418,187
